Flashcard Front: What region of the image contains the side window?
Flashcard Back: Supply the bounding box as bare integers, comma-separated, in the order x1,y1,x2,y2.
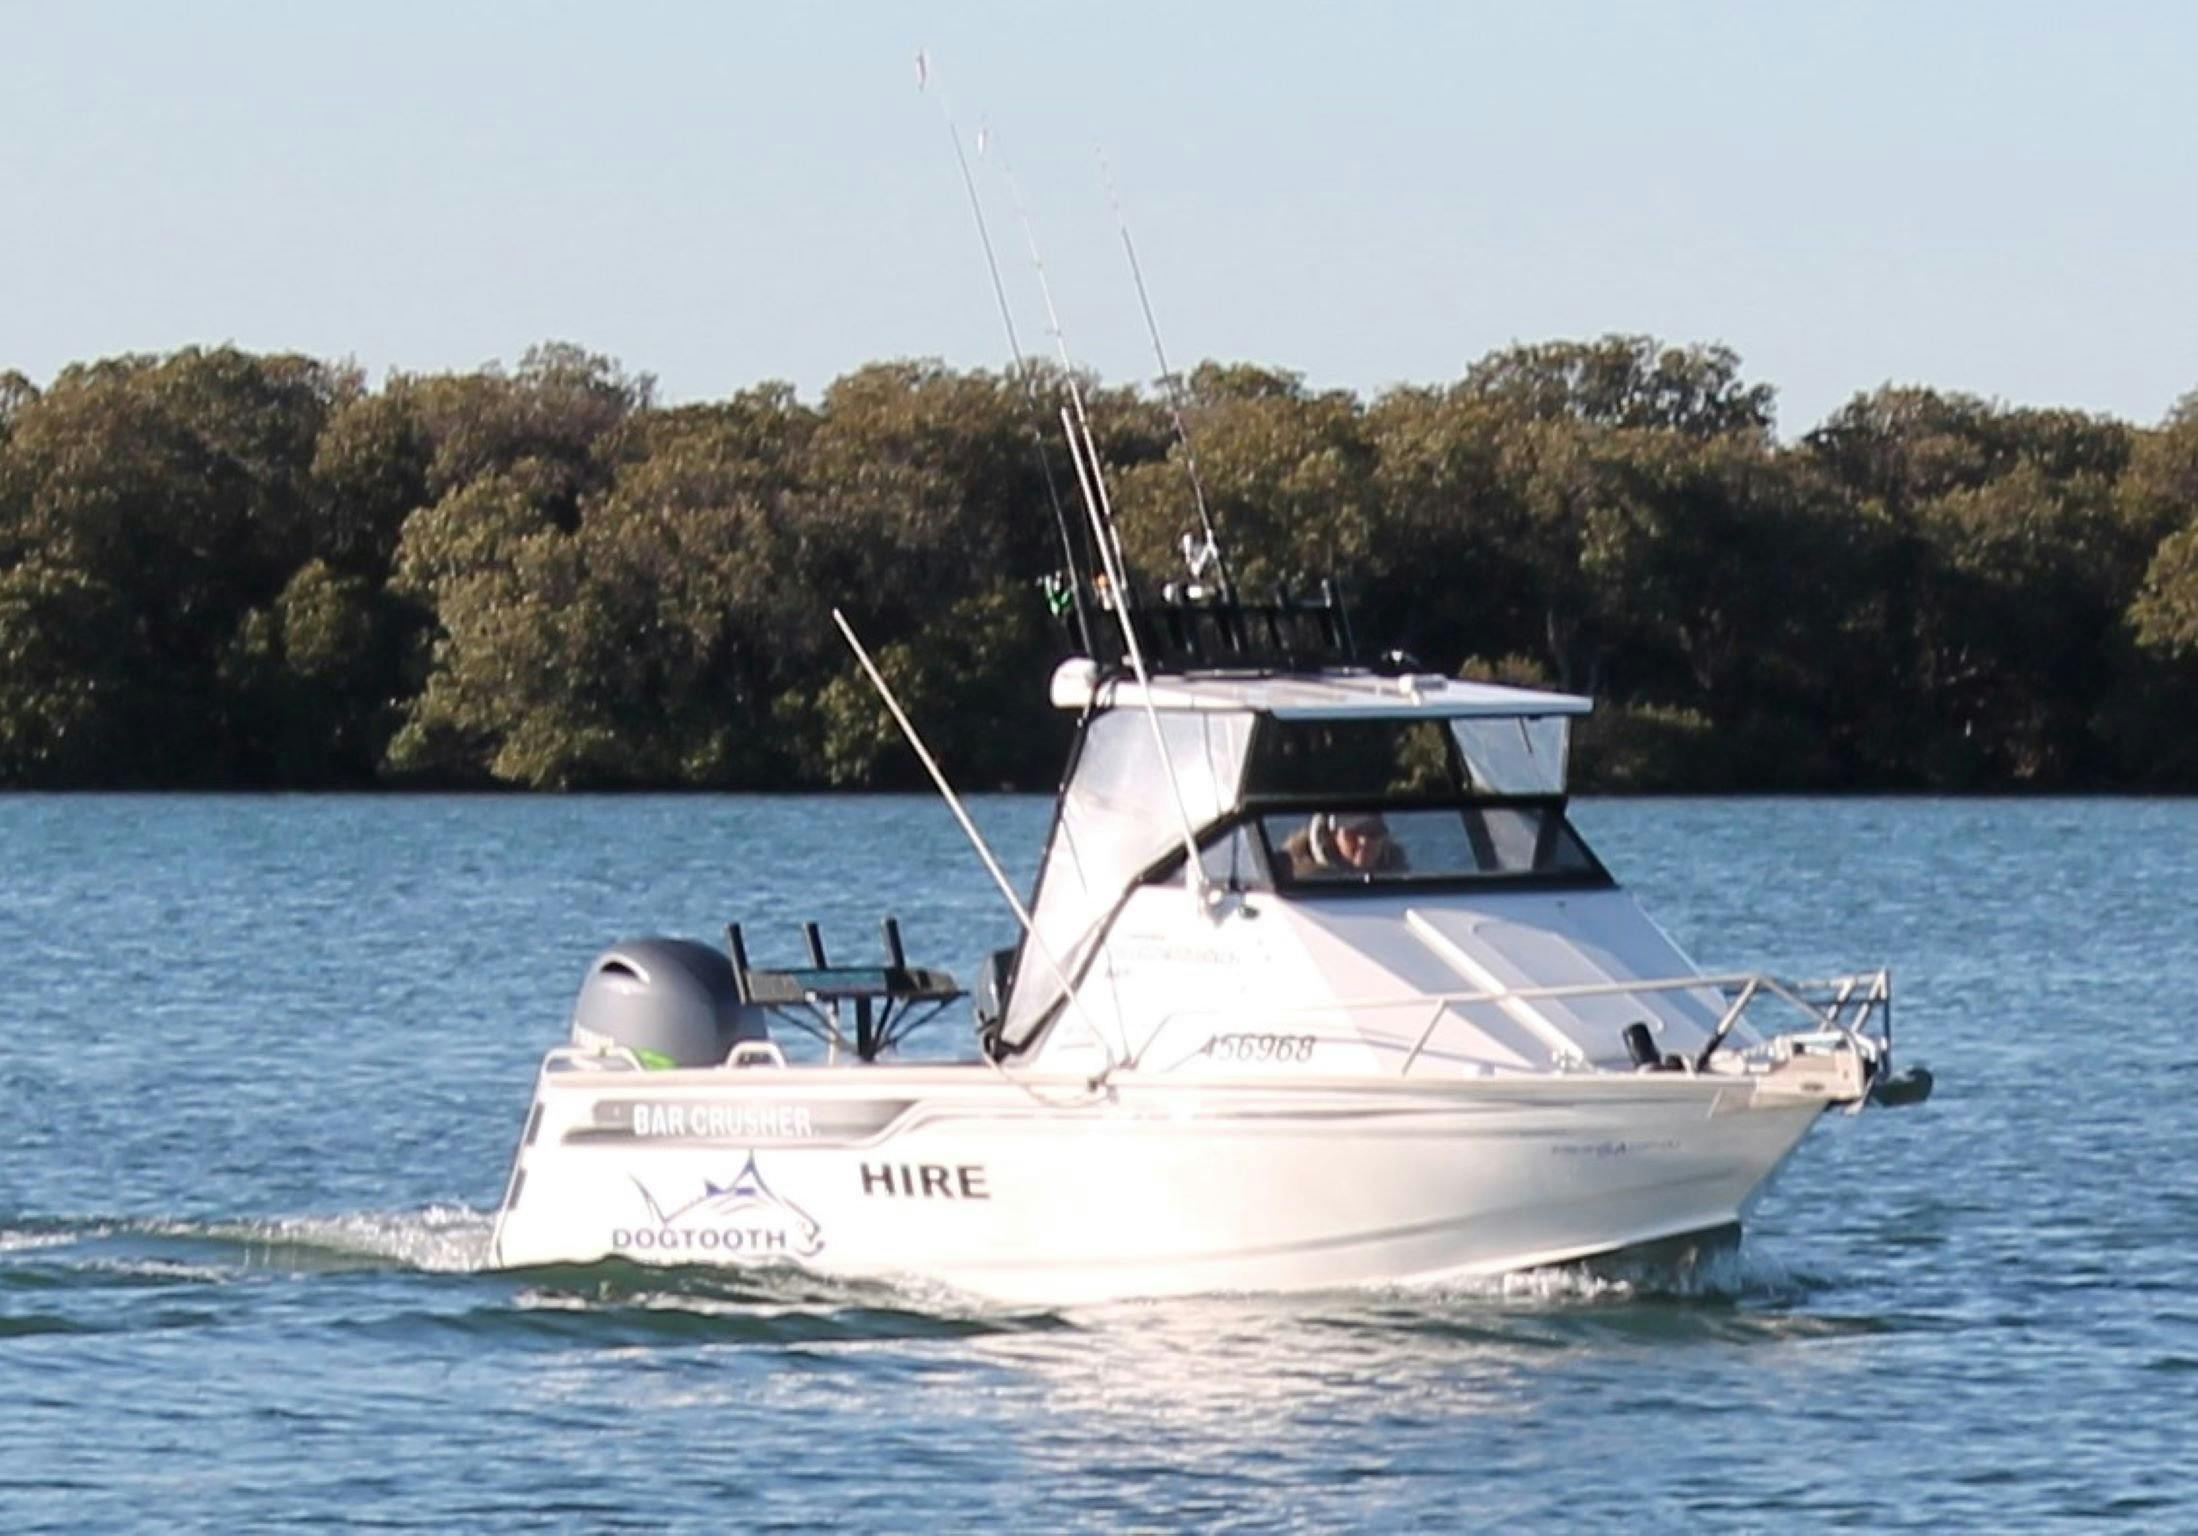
1244,719,1466,798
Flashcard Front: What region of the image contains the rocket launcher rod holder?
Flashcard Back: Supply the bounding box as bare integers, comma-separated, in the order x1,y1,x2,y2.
723,916,963,1062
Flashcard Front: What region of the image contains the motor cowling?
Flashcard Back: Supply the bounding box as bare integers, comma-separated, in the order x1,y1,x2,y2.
569,938,770,1069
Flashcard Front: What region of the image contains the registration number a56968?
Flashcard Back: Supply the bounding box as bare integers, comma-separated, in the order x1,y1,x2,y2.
1197,1032,1316,1063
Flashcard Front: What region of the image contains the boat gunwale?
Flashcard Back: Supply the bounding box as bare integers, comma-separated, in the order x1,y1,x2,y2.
527,1057,1787,1106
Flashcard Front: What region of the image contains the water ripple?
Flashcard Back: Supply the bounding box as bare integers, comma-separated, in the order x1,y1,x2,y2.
1,794,2193,1530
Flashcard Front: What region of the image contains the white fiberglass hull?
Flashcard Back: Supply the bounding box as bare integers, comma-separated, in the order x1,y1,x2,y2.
491,1063,1838,1305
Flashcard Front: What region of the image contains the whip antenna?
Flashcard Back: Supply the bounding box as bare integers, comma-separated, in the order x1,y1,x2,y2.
1099,150,1232,596
831,608,1127,1075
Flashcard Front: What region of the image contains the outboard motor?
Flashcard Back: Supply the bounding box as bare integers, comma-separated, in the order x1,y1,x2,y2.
569,938,771,1069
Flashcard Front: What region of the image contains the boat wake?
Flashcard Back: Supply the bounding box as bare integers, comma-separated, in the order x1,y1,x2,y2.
1399,1250,1812,1308
0,1205,496,1278
0,1209,1070,1346
2,1208,1871,1354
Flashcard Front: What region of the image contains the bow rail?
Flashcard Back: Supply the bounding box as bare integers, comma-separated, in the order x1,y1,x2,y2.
1138,967,1893,1078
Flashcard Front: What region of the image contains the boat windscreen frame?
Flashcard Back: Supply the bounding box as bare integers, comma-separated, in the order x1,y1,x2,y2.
1238,793,1615,896
1149,793,1616,898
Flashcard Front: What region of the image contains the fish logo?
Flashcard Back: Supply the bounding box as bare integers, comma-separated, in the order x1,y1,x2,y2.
615,1152,825,1258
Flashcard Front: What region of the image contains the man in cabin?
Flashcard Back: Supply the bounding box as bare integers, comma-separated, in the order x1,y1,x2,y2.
1284,812,1407,879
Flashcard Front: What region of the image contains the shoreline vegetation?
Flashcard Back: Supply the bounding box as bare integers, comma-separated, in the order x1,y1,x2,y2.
4,337,2196,794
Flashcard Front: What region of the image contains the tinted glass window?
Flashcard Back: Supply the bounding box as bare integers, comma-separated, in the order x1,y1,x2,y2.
1243,719,1464,799
1260,806,1602,887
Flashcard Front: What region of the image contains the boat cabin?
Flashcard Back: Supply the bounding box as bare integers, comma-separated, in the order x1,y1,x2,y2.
985,659,1740,1078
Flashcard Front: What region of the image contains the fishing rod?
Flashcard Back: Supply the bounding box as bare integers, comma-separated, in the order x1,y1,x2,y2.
1098,150,1233,598
991,150,1142,616
1057,402,1212,908
983,124,1212,904
908,69,1211,971
909,67,1220,1051
916,52,1098,657
914,56,1150,1010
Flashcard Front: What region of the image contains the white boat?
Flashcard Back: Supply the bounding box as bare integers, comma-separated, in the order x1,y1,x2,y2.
492,119,1926,1298
491,618,1921,1304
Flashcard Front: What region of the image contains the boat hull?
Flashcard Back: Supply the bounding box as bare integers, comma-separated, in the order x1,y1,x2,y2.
491,1064,1829,1305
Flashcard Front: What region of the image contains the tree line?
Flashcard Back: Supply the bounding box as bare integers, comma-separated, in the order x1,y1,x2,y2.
3,337,2197,792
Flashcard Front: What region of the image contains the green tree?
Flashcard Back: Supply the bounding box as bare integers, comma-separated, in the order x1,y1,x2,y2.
1110,364,1373,600
1805,387,2145,784
222,559,407,783
788,581,1063,789
2124,392,2198,659
309,389,432,576
404,341,650,510
0,555,131,784
6,338,2193,792
387,380,829,788
0,348,346,782
1578,431,1883,782
0,370,36,452
1459,336,1775,439
382,463,583,783
2132,527,2198,658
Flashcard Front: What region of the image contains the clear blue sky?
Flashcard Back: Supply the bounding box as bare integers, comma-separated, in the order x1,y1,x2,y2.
3,1,2191,434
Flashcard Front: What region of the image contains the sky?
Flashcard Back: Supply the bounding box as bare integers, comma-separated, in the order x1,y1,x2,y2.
2,1,2193,435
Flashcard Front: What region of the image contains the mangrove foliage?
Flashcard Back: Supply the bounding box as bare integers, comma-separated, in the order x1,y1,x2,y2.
3,338,2196,791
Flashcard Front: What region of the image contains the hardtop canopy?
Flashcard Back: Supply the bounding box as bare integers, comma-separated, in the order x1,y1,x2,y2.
1048,658,1593,720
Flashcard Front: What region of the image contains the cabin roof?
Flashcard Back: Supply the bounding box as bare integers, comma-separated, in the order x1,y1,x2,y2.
1048,659,1594,719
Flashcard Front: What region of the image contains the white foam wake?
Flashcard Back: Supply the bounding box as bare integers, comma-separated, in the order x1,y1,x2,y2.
235,1205,499,1273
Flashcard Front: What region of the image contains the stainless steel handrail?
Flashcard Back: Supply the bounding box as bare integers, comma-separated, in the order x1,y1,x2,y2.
1143,968,1892,1077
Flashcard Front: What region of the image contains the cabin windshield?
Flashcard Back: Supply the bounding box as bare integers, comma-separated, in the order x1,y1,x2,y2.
1256,805,1604,888
1239,713,1592,890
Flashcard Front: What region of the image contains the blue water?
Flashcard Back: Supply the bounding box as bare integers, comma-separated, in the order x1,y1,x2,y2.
3,795,2194,1531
